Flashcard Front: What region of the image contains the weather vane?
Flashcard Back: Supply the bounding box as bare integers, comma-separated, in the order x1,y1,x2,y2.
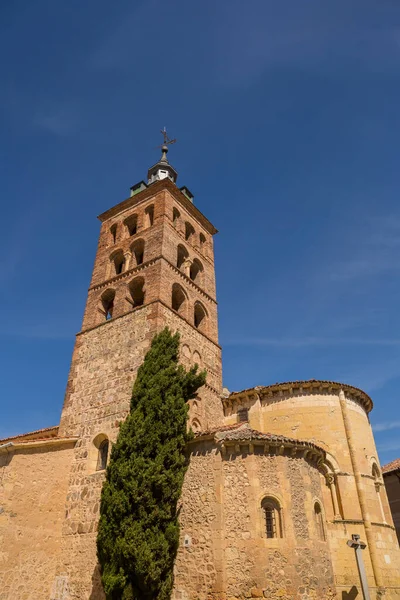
158,127,176,148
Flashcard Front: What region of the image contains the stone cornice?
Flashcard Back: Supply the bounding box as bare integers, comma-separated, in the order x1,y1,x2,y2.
189,423,326,466
88,256,217,305
226,380,373,414
97,179,218,236
0,437,78,453
88,257,159,292
78,298,221,349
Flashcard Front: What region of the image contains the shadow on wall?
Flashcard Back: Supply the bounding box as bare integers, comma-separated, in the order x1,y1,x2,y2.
342,586,359,600
89,564,106,600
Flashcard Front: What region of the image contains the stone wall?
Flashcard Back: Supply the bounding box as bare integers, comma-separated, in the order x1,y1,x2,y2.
174,441,336,600
224,385,400,599
0,443,75,600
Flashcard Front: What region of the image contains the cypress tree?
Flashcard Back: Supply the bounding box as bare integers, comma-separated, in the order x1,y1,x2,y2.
97,327,206,600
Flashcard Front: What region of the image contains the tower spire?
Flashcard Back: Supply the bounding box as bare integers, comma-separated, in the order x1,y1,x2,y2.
147,127,178,184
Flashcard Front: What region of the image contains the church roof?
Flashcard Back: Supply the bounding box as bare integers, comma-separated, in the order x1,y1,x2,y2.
0,425,59,444
226,379,373,413
382,458,400,475
193,422,326,457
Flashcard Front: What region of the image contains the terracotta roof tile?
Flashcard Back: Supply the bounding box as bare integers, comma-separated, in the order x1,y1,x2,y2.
382,458,400,474
0,425,59,444
194,423,325,455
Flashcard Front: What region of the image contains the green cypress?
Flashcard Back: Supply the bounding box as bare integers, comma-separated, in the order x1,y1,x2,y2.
97,327,206,600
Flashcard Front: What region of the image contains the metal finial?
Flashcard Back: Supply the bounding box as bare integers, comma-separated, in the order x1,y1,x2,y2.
160,127,176,146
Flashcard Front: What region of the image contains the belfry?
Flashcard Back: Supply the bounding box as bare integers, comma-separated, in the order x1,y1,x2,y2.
0,136,399,600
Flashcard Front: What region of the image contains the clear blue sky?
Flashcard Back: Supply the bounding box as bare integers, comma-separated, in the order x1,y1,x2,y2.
1,1,400,465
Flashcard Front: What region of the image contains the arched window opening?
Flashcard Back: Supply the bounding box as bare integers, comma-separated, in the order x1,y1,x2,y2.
262,497,282,539
173,207,181,225
372,464,380,481
128,277,145,308
177,244,189,269
191,419,201,433
185,222,195,241
172,283,187,315
110,224,118,245
111,251,125,275
192,350,201,366
194,302,207,330
131,239,145,266
190,258,203,283
125,214,138,237
199,233,206,246
314,502,325,541
145,205,154,227
97,439,109,471
100,289,115,321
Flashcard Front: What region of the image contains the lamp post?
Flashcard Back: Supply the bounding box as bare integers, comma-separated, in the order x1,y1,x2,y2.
346,534,370,600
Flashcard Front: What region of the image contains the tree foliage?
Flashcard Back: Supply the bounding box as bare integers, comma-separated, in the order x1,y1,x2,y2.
97,328,206,600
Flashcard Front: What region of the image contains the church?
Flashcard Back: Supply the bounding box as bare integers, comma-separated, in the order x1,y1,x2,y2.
0,140,399,600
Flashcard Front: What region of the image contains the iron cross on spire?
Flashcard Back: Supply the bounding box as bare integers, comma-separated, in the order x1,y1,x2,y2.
159,127,176,148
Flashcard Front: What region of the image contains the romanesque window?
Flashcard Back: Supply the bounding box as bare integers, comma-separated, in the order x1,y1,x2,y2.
199,232,206,247
185,221,195,241
194,301,207,331
172,283,187,315
173,207,181,225
262,497,282,539
111,250,125,275
177,244,189,270
145,205,154,227
131,239,145,266
314,502,325,541
100,289,115,321
190,258,203,284
128,277,145,308
97,439,109,471
110,224,118,245
124,214,138,237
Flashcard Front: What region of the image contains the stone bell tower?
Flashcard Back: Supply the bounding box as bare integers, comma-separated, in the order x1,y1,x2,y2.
56,134,223,599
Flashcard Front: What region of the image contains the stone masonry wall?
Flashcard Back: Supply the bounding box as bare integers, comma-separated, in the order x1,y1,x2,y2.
0,444,75,600
174,442,336,600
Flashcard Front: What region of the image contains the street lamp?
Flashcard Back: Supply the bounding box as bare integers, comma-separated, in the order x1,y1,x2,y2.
347,534,370,600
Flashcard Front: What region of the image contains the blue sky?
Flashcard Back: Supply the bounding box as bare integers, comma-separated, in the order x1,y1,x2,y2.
1,1,400,465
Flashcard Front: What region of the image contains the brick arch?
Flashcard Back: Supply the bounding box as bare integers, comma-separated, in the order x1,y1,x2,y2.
130,238,145,267
194,301,208,332
127,276,145,308
109,248,125,276
171,283,189,319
